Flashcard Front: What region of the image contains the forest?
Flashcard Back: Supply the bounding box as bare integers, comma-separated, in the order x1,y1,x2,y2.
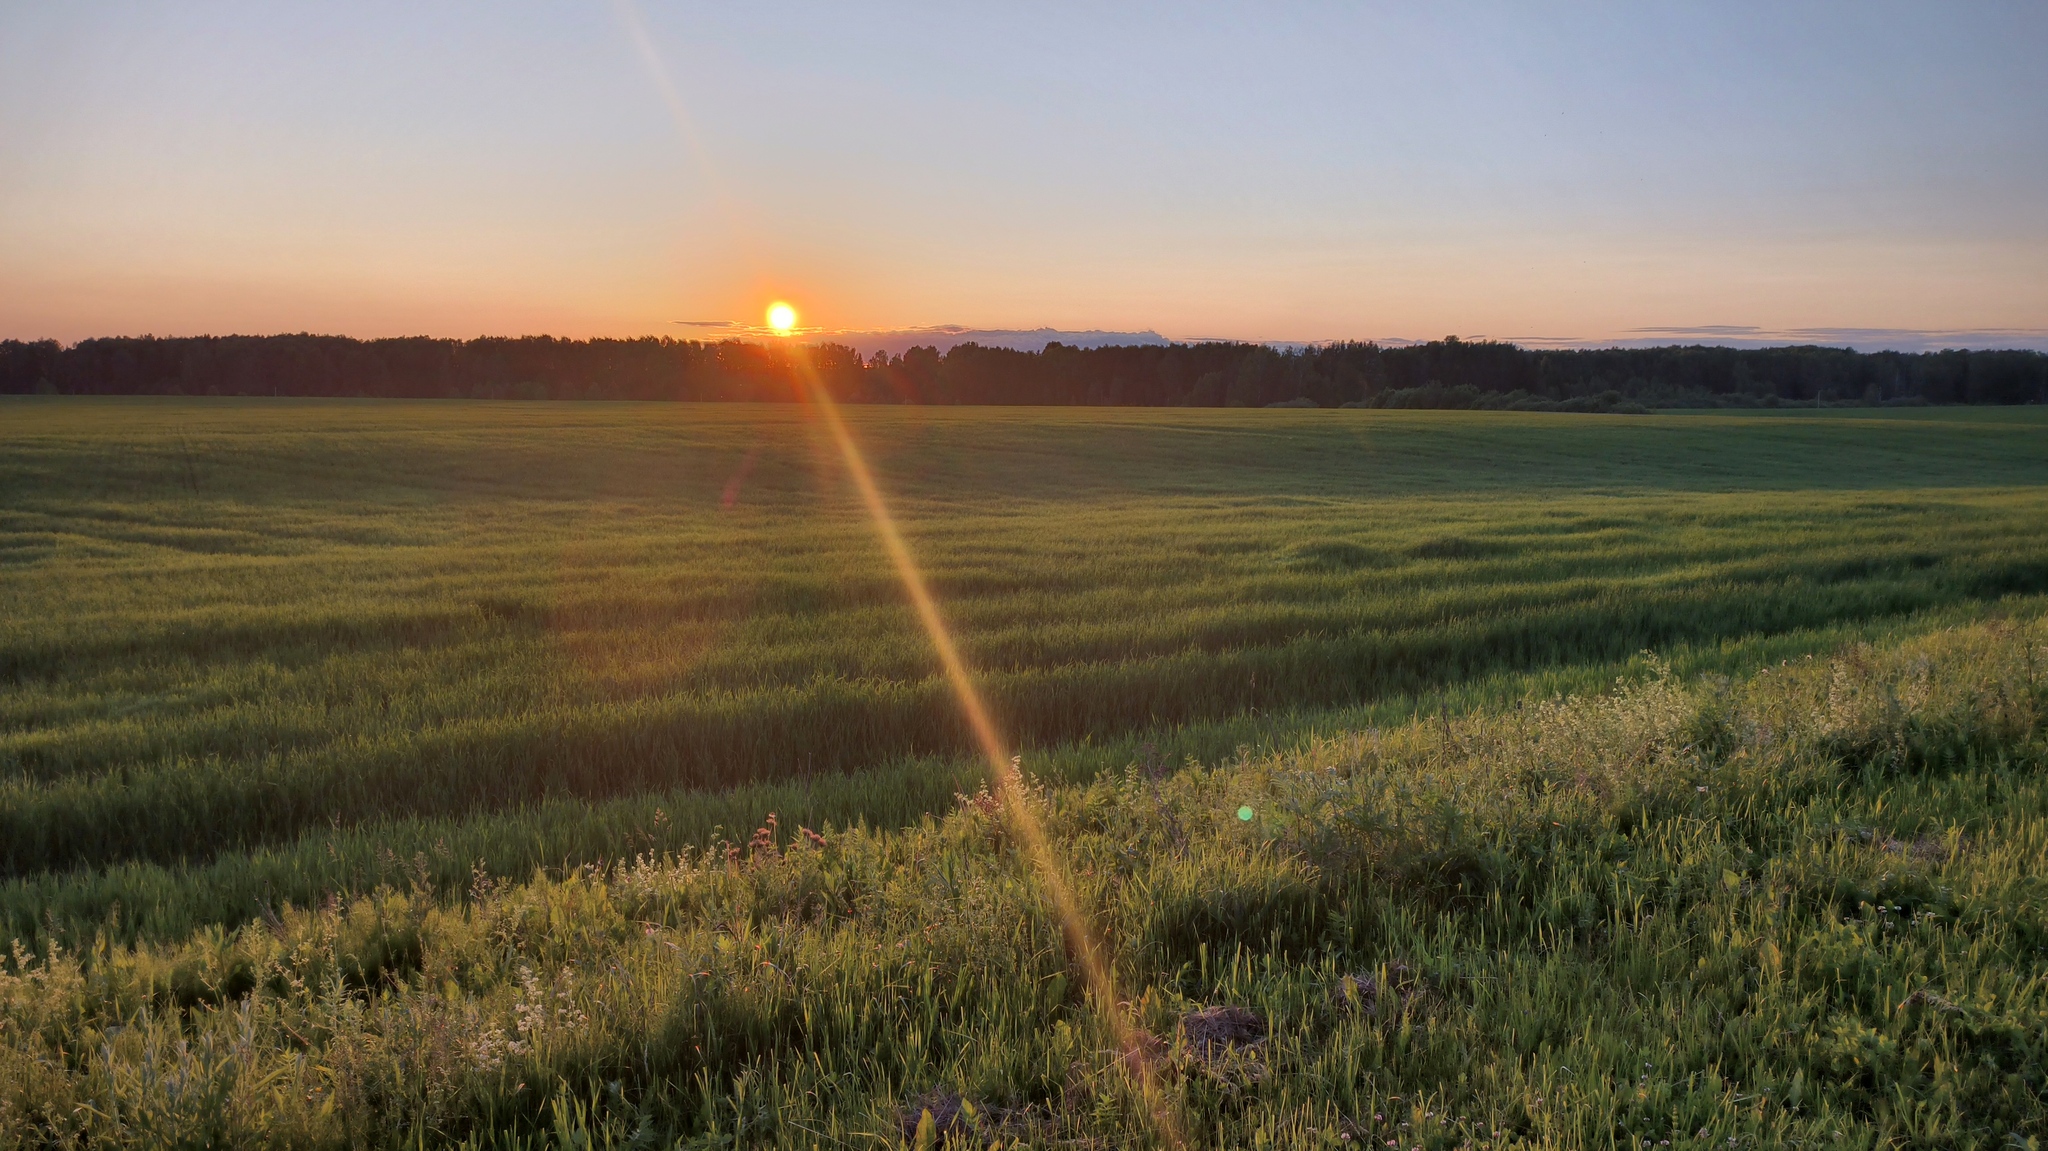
4,333,2045,408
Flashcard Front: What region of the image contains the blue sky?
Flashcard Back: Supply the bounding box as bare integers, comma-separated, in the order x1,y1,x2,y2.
3,2,2043,348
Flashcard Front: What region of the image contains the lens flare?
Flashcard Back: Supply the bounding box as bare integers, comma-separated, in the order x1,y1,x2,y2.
613,9,1167,1122
786,349,1184,1145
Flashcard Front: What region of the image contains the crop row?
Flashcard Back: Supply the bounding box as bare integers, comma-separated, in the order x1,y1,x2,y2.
1,612,2040,1146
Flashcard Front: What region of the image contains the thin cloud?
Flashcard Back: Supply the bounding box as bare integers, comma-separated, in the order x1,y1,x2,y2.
667,321,2048,355
670,324,1174,356
1618,326,2048,352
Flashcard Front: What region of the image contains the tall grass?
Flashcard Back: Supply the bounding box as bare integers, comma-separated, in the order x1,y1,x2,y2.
0,600,2027,952
1,615,2042,1147
5,401,2048,879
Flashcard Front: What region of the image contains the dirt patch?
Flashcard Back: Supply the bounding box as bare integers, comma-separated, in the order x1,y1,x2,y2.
1333,960,1438,1020
1181,1004,1266,1056
899,1090,967,1142
1118,1027,1169,1073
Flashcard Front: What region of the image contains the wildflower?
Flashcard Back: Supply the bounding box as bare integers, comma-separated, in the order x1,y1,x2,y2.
748,814,779,857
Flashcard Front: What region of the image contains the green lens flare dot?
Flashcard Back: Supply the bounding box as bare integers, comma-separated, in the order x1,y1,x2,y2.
1236,805,1255,822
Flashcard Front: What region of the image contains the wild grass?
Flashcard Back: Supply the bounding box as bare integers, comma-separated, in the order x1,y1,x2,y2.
0,603,2025,953
4,399,2048,946
5,401,2048,877
1,613,2042,1148
4,400,2047,1144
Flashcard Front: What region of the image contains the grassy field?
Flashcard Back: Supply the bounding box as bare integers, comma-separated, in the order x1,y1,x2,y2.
2,610,2044,1148
4,400,2048,931
2,399,2047,1145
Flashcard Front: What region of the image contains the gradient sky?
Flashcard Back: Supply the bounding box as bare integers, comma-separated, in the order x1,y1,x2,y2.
3,2,2045,346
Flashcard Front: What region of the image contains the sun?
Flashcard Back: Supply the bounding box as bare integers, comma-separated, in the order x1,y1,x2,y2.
765,301,798,334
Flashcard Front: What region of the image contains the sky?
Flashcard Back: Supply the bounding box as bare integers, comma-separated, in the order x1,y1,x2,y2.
3,2,2045,350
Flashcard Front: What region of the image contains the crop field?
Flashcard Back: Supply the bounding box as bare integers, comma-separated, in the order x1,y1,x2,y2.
3,398,2048,1147
4,400,2048,933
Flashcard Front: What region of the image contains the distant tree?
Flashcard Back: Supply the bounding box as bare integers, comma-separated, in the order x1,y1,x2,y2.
4,334,2043,408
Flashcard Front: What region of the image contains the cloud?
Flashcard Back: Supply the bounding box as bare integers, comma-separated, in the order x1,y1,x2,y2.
1608,326,2048,353
1333,327,2048,353
679,321,2048,355
825,327,1172,356
678,323,1175,357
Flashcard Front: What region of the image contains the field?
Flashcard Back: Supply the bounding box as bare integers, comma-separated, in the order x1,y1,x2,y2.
3,398,2047,1147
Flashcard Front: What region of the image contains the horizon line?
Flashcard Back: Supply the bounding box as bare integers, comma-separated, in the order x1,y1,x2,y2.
13,325,2048,355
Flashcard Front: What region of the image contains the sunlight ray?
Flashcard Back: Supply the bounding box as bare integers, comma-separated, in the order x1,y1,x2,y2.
789,350,1188,1145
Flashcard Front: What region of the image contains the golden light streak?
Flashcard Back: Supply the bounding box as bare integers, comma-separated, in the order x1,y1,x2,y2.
610,0,718,178
788,351,1184,1146
604,17,1175,1131
609,0,765,271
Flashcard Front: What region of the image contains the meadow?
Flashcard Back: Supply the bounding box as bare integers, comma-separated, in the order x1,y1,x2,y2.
1,601,2044,1148
2,399,2047,1146
5,400,2048,934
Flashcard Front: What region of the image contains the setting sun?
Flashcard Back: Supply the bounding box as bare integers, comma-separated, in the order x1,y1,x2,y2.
765,301,797,334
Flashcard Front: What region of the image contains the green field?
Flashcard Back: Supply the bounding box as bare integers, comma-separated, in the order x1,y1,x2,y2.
3,399,2047,1146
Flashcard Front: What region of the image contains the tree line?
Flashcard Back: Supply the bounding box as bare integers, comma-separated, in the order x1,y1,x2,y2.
4,333,2044,408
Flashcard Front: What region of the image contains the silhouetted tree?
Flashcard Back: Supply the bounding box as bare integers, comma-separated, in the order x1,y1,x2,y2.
4,334,2042,408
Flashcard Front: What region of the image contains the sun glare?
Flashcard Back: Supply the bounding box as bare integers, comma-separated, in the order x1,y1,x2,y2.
765,301,798,334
